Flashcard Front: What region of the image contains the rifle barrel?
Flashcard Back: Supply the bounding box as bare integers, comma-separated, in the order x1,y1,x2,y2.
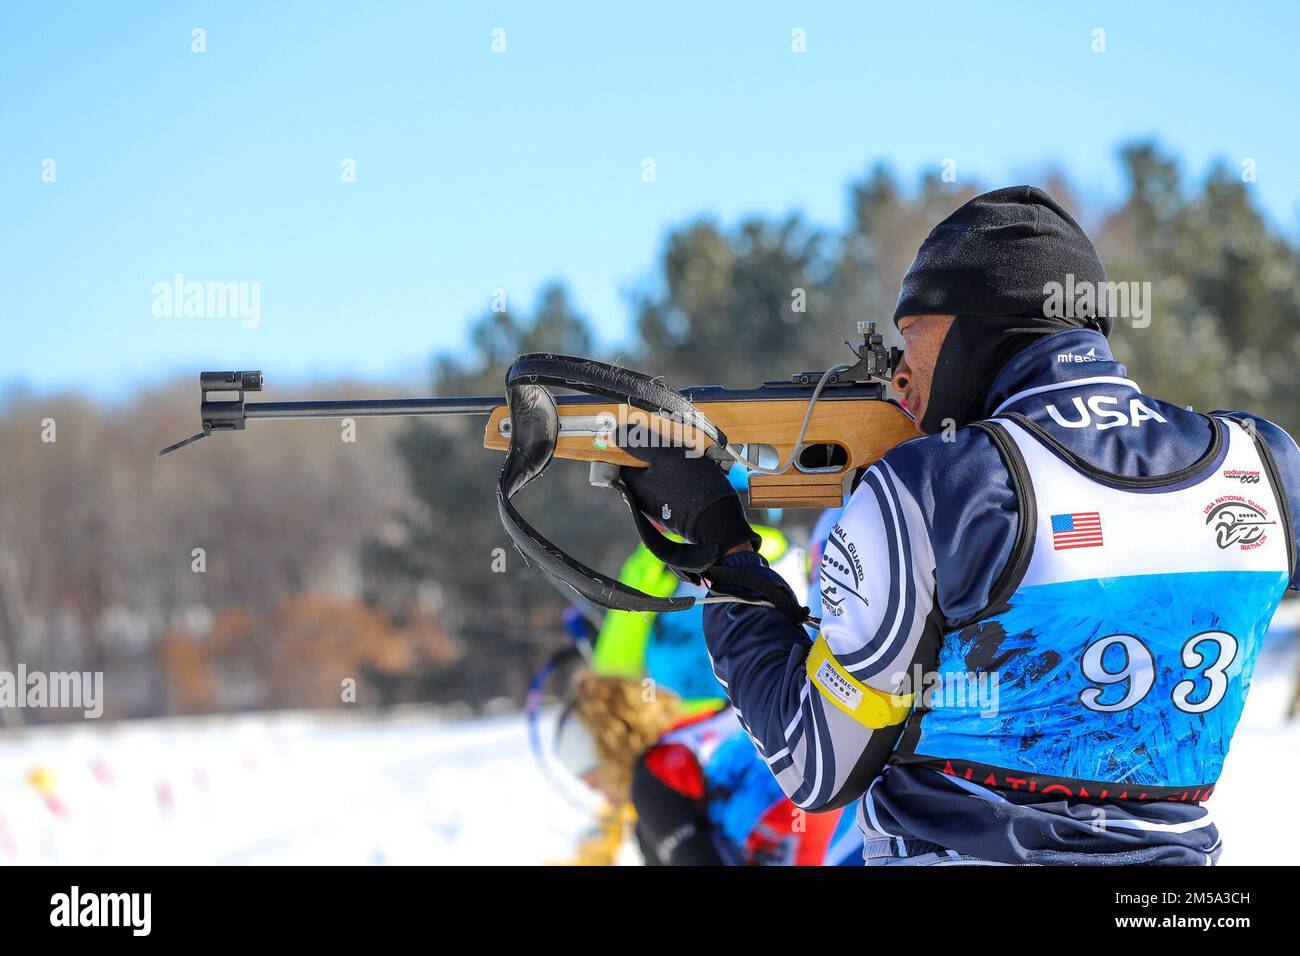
243,397,505,419
237,387,770,421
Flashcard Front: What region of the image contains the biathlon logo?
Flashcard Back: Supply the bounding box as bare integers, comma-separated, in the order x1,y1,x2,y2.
50,886,151,936
1204,497,1275,550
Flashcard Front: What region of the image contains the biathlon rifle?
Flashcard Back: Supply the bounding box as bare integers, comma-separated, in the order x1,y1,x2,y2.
159,321,916,619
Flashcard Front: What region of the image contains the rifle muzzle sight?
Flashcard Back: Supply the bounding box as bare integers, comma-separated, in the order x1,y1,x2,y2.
199,370,263,432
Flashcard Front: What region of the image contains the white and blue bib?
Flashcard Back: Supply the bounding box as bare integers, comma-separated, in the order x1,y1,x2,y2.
908,416,1291,799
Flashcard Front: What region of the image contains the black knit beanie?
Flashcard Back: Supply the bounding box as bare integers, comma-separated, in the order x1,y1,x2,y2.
893,186,1110,434
893,185,1111,333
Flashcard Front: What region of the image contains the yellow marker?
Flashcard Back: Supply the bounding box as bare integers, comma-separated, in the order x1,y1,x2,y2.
26,765,56,796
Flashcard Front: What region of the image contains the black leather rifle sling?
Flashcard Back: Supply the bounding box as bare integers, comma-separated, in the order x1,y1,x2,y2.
496,353,809,624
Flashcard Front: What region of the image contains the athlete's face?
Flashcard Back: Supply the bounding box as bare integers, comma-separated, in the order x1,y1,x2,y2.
892,314,955,430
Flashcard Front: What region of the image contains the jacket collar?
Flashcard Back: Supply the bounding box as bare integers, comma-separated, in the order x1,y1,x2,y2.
981,329,1138,418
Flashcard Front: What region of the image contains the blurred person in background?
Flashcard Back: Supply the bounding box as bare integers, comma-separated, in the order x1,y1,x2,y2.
551,489,863,865
589,541,800,713
589,467,805,713
558,672,846,865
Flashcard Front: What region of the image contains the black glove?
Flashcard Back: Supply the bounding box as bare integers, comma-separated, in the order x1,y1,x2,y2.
619,439,808,625
618,441,758,552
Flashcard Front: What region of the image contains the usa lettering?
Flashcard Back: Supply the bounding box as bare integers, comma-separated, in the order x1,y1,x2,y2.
1045,395,1168,429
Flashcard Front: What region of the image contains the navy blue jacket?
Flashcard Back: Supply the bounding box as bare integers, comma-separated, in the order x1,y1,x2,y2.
703,329,1298,864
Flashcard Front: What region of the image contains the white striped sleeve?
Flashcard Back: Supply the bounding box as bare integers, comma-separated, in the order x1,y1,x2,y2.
702,460,940,810
726,461,939,811
817,461,938,692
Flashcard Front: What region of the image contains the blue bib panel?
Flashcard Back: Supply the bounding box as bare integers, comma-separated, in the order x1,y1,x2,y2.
917,569,1287,789
909,417,1291,797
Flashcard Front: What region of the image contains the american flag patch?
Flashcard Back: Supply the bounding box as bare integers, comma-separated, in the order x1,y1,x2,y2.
1051,512,1103,550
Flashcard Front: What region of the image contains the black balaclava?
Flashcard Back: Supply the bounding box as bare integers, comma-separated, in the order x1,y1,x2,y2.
891,186,1111,435
922,313,1071,434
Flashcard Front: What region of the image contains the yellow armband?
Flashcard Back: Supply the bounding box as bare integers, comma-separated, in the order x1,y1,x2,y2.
806,635,913,729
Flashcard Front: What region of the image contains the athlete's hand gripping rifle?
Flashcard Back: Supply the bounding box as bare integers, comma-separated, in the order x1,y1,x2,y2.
159,322,915,619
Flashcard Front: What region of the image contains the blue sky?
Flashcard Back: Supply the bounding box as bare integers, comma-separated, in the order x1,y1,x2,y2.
3,1,1298,398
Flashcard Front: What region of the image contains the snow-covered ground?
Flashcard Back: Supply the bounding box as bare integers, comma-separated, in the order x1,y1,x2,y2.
0,707,595,865
2,637,1297,865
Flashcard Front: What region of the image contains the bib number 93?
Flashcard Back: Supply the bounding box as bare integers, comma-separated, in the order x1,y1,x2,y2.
1078,631,1238,714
